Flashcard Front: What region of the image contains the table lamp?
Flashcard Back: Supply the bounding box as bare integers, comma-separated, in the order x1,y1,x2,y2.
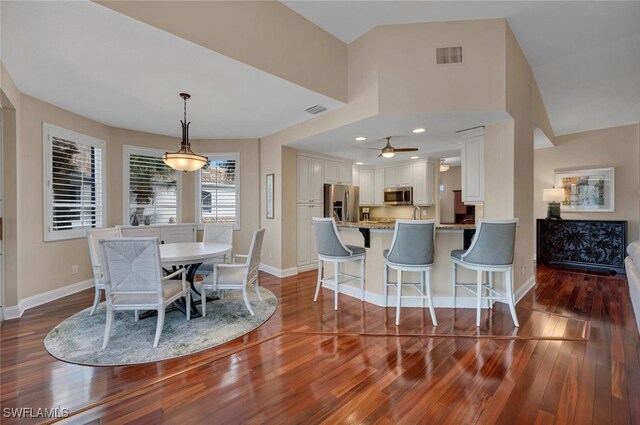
542,188,565,219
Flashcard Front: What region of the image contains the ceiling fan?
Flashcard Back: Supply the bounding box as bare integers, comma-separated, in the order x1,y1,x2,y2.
368,136,419,158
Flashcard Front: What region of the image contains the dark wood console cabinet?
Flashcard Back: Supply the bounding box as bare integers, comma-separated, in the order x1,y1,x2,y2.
536,219,627,274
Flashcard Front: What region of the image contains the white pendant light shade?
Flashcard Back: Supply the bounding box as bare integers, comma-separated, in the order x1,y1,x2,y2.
162,147,208,172
439,160,450,172
163,93,207,172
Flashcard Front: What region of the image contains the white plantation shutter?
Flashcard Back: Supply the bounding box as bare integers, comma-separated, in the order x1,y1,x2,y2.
44,124,106,241
124,146,180,225
197,153,240,230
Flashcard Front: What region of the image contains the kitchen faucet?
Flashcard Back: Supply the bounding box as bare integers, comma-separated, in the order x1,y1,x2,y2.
413,205,420,220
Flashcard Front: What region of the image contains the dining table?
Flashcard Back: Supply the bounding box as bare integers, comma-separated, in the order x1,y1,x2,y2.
145,242,232,319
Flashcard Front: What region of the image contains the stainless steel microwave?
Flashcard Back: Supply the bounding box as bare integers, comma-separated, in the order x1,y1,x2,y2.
384,186,413,205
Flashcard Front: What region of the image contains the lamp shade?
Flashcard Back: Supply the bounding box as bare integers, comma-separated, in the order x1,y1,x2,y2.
542,188,565,202
162,147,208,172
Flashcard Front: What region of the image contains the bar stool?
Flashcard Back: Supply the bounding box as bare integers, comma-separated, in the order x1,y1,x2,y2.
312,217,366,310
450,219,519,327
383,220,437,326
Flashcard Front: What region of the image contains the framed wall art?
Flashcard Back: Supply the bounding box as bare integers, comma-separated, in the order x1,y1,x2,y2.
266,173,274,219
554,167,614,212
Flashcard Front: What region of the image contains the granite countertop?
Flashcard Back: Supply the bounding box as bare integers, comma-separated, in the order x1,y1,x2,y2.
336,221,476,230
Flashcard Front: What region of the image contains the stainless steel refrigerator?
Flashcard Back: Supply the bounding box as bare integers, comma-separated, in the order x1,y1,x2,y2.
324,184,360,224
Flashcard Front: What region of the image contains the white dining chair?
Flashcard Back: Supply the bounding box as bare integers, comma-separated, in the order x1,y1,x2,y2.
197,223,234,285
201,228,265,316
99,237,190,348
450,219,519,327
86,227,122,316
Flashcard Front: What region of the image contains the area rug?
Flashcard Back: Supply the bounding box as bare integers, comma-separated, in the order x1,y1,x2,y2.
44,287,277,366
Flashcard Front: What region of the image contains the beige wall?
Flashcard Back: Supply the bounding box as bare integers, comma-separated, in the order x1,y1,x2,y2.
96,0,348,103
2,85,260,306
19,95,111,300
376,19,506,114
2,63,22,306
534,123,640,244
439,166,461,223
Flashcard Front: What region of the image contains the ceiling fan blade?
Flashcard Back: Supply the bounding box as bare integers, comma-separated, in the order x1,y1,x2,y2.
394,148,419,152
367,147,383,150
377,153,382,157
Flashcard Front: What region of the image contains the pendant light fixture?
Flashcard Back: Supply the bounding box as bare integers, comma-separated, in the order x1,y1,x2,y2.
162,93,208,172
439,159,450,172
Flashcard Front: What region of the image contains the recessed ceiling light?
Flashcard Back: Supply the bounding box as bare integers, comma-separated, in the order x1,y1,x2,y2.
355,162,363,165
411,156,419,159
355,136,367,141
412,128,426,134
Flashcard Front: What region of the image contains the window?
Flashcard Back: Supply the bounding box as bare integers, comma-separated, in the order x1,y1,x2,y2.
43,123,106,241
123,146,181,225
196,153,240,230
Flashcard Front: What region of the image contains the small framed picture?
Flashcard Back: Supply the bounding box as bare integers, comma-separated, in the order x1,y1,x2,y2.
266,173,274,219
554,167,615,212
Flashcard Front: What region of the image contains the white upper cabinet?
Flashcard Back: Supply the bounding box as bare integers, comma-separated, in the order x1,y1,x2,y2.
297,155,323,204
398,165,412,186
384,167,398,188
374,168,385,205
324,160,352,185
358,168,375,205
384,165,412,187
352,167,360,187
412,160,434,206
459,127,485,204
339,163,353,185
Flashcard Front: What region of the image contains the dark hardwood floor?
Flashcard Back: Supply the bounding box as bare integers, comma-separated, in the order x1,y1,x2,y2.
1,265,639,424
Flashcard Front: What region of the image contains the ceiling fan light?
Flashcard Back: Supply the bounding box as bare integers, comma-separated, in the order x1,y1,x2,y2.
382,151,395,158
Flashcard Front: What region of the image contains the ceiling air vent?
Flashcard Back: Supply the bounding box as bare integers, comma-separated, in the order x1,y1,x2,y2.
304,104,327,115
436,46,463,65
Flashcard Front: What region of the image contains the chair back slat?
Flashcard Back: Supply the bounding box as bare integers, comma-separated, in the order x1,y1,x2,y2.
99,238,164,303
246,229,266,281
203,223,233,245
312,218,351,257
87,227,122,270
462,220,518,265
387,220,435,265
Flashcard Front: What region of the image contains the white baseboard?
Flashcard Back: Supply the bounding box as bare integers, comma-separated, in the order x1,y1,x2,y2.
319,281,492,308
297,263,317,273
259,263,298,278
2,279,93,320
515,276,536,304
319,275,537,309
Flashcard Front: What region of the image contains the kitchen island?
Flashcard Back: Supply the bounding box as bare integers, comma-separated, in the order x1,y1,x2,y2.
320,222,481,308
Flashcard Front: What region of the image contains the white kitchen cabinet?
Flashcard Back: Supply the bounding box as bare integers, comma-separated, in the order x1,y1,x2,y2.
358,168,375,205
412,161,434,206
297,156,323,203
324,160,352,185
296,204,323,268
459,127,485,204
384,165,412,187
352,167,359,186
398,165,412,186
384,167,397,188
119,223,196,244
339,163,353,185
374,168,385,205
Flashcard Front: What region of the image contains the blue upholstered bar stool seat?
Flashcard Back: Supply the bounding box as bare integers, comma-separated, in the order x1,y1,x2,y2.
312,217,366,310
383,220,437,326
450,219,519,327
